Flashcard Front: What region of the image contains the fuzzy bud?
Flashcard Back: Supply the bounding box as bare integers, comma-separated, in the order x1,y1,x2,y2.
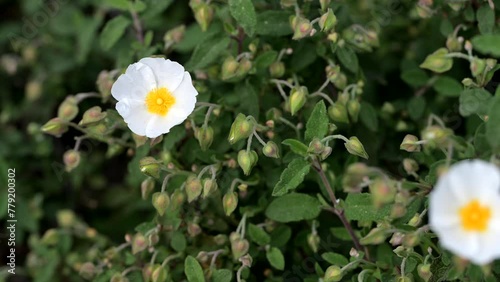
193,3,213,31
63,150,81,172
369,178,396,207
292,16,313,40
307,233,320,253
421,126,452,147
57,209,76,228
289,86,308,115
221,56,239,80
319,9,337,32
151,264,167,282
79,106,107,126
269,61,285,78
470,57,486,77
344,136,369,159
57,96,79,122
152,192,170,216
263,141,280,158
420,48,453,73
196,126,214,151
79,262,96,280
266,108,282,121
308,138,325,154
96,70,114,100
403,158,419,174
400,134,421,152
228,113,254,144
139,157,161,179
42,117,68,137
202,178,218,198
446,36,462,52
141,177,155,200
41,229,59,246
360,227,387,245
163,25,185,50
324,265,343,282
347,100,360,122
236,58,252,77
187,222,202,237
111,274,129,282
132,233,148,254
237,150,258,175
170,189,185,210
417,264,432,282
231,238,250,260
403,232,420,247
328,104,349,123
185,176,203,203
223,191,238,216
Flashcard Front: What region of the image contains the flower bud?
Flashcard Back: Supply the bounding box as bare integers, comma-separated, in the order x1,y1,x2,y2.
236,58,252,77
320,0,331,11
324,265,343,282
417,263,432,282
320,146,333,160
333,73,347,90
344,136,369,159
239,253,253,267
280,0,296,7
421,126,452,147
238,150,258,175
396,275,413,282
420,48,453,73
328,104,349,123
263,141,280,158
223,191,238,216
221,56,239,80
403,158,419,174
57,96,79,122
142,264,154,282
111,273,129,282
391,203,407,219
132,233,148,254
228,113,254,144
403,232,420,247
41,229,59,246
307,233,320,253
196,126,214,151
152,192,170,216
369,178,396,208
202,178,218,198
96,70,114,100
470,57,486,77
163,25,185,50
269,61,285,78
400,134,420,152
292,16,313,40
319,9,337,32
289,86,308,116
193,3,213,31
185,176,203,203
139,157,161,179
25,80,42,101
79,106,107,126
308,138,325,154
187,222,202,237
347,100,361,122
229,231,241,242
214,234,228,245
148,233,159,246
360,227,387,245
63,150,81,172
57,209,76,228
151,264,167,282
446,36,462,52
79,262,96,280
197,251,210,263
42,117,68,137
266,108,282,121
141,177,155,200
170,189,185,210
231,238,250,260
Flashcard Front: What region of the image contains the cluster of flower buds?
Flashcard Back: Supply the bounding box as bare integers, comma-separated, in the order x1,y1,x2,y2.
341,25,379,52
221,56,252,81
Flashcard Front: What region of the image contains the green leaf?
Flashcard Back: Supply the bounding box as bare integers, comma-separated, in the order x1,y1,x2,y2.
272,158,311,196
270,225,292,247
186,36,230,70
433,76,462,97
282,139,308,157
459,88,492,116
103,0,129,10
486,96,500,151
163,125,187,151
336,46,359,73
420,48,453,73
266,247,285,270
477,5,495,35
344,193,391,221
266,193,322,222
212,269,232,282
321,252,349,266
359,101,378,131
237,82,259,117
255,11,293,36
184,256,205,282
99,16,131,51
408,96,426,120
305,100,328,142
170,231,187,252
401,68,429,87
471,35,500,57
254,50,278,69
228,0,257,36
248,223,271,246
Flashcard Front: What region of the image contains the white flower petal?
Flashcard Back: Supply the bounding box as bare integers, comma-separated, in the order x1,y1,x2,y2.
116,98,144,119
123,105,151,136
475,227,500,264
111,62,157,101
171,72,198,116
138,57,185,92
145,108,189,138
437,225,480,261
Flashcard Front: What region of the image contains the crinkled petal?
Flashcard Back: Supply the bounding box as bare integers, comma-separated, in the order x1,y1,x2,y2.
116,98,144,119
138,57,185,92
144,108,186,138
437,225,480,261
111,62,157,101
117,100,151,136
171,72,198,117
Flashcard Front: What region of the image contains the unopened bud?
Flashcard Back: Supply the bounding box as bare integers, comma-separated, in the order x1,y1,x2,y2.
360,227,387,245
42,117,68,137
58,96,79,121
289,86,308,115
231,238,250,260
214,234,228,245
63,150,81,172
369,178,396,207
41,229,59,246
419,48,453,73
470,57,486,77
344,136,369,159
328,104,349,123
223,191,238,216
403,158,419,174
185,176,203,202
148,233,159,246
307,233,320,252
320,0,331,11
239,253,253,267
228,113,254,144
269,61,285,78
308,138,325,154
280,0,296,8
446,36,462,52
319,9,337,32
324,265,343,282
292,16,313,40
263,141,280,158
151,264,167,282
111,273,129,282
193,3,213,32
142,264,154,282
196,126,214,151
396,275,413,282
132,233,148,254
25,80,42,101
417,264,432,282
347,100,360,122
391,203,407,219
403,232,420,247
237,150,258,175
152,192,170,216
400,134,421,152
79,106,107,126
141,177,155,200
187,222,202,237
96,70,114,100
197,251,210,263
408,213,422,227
170,189,185,210
421,126,452,147
266,108,282,121
221,56,239,80
236,58,252,77
163,25,186,49
139,157,161,179
57,209,76,228
202,178,218,198
79,262,96,280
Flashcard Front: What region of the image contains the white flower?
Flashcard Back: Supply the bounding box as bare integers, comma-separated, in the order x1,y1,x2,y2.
111,57,198,138
429,159,500,265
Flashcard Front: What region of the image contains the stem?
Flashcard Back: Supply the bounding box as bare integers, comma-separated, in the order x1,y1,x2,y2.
271,79,295,89
130,9,144,44
150,251,158,265
122,266,140,276
278,117,301,139
322,134,349,144
209,249,225,268
204,106,213,127
196,102,221,108
253,131,267,146
246,132,254,152
197,165,213,179
161,174,173,192
401,257,407,277
74,136,88,151
310,92,334,105
236,265,246,282
74,92,101,103
445,52,471,61
161,253,183,267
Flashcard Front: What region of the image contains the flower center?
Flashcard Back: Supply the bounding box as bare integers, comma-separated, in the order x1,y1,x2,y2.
145,88,176,116
459,199,491,232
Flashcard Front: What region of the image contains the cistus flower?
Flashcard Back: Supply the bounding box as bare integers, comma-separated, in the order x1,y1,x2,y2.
429,160,500,265
111,57,198,138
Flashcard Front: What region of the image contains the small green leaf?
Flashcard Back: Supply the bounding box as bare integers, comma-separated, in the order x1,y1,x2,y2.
272,158,311,196
471,35,500,57
254,50,278,69
408,96,426,120
228,0,257,36
99,16,131,51
255,11,293,36
477,5,495,35
401,68,429,87
248,224,271,246
282,139,308,157
186,36,230,70
336,46,359,73
102,0,129,10
266,247,285,270
305,100,329,142
344,193,391,221
184,256,205,282
266,193,322,222
420,48,453,73
486,96,500,151
359,101,378,131
212,269,232,282
433,76,462,97
459,88,492,116
321,252,349,266
170,231,187,252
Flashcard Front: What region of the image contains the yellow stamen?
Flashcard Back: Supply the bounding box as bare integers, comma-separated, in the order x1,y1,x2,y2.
145,88,175,116
459,199,491,232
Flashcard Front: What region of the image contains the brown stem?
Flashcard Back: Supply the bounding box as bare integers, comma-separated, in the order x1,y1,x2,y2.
130,10,144,44
313,158,371,260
